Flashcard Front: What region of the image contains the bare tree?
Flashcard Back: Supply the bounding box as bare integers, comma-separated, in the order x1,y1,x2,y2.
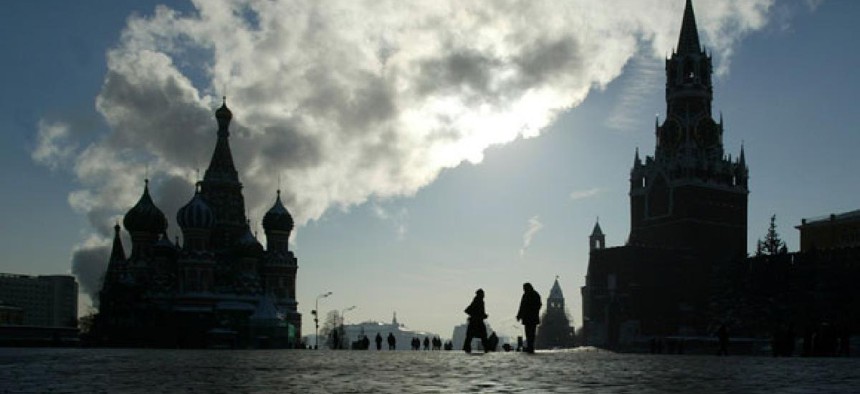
318,310,341,349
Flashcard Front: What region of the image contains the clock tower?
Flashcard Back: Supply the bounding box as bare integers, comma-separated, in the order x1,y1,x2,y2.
628,0,748,263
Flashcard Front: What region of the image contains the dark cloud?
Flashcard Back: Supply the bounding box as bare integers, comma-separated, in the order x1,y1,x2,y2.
515,37,583,87
417,50,500,96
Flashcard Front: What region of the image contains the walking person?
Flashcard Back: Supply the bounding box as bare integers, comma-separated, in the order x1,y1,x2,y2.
375,333,383,350
463,288,490,353
387,332,396,350
516,282,542,353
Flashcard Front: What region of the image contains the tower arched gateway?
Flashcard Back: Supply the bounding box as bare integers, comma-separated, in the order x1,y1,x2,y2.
95,100,302,348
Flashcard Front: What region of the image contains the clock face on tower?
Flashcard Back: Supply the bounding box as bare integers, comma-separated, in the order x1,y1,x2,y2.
694,117,719,148
661,118,683,151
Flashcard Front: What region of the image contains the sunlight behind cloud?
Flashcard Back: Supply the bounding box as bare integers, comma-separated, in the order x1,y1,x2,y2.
29,0,775,301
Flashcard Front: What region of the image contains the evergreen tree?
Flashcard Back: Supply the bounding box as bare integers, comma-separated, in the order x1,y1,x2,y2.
756,214,786,256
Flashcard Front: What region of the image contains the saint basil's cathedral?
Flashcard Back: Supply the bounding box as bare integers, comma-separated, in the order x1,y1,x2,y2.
94,100,301,348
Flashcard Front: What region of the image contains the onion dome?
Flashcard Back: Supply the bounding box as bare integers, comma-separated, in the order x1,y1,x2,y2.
262,190,294,233
123,179,168,234
176,187,215,230
216,96,232,130
238,224,263,256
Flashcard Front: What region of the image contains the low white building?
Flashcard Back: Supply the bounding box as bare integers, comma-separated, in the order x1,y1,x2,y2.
341,313,441,350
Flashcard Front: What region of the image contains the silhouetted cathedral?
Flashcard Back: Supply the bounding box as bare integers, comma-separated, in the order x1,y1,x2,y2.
94,100,301,348
581,0,748,348
535,278,576,349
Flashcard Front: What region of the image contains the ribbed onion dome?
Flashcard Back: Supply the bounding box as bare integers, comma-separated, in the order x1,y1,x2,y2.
176,188,215,230
123,180,168,234
262,190,294,233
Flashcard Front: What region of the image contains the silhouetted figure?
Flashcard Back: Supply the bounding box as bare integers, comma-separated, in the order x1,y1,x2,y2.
387,332,396,350
375,333,383,350
444,341,453,351
362,335,370,350
332,329,340,350
717,324,729,356
463,288,489,353
424,336,430,350
411,337,420,351
487,332,499,352
502,343,512,352
516,282,542,353
432,336,441,350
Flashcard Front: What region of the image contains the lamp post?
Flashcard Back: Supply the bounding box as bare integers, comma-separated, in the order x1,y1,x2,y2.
313,291,332,350
340,305,356,350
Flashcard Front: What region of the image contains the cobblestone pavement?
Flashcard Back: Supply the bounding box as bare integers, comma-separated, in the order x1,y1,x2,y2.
2,347,859,393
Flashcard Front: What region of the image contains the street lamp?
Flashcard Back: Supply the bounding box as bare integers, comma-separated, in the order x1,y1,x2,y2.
340,305,356,350
313,291,332,350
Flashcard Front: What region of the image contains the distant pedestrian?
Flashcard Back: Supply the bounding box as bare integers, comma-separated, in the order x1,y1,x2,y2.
487,332,499,352
387,332,396,350
424,336,430,350
516,282,542,353
332,329,340,350
463,288,489,353
375,333,383,350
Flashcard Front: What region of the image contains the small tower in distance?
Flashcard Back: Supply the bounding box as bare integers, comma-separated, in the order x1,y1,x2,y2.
535,277,577,349
590,220,605,251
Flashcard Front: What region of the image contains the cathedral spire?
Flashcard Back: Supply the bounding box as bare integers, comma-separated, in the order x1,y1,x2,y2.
109,222,126,262
200,99,248,245
677,0,701,55
204,98,239,183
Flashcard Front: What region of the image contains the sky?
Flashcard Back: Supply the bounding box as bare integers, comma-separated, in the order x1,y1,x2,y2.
2,0,859,341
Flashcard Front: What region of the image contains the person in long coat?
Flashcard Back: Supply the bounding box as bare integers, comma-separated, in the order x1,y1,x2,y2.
463,288,489,353
516,282,542,353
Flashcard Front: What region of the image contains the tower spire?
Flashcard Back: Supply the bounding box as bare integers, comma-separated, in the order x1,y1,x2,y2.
109,222,126,263
200,99,247,245
677,0,701,55
590,218,605,251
